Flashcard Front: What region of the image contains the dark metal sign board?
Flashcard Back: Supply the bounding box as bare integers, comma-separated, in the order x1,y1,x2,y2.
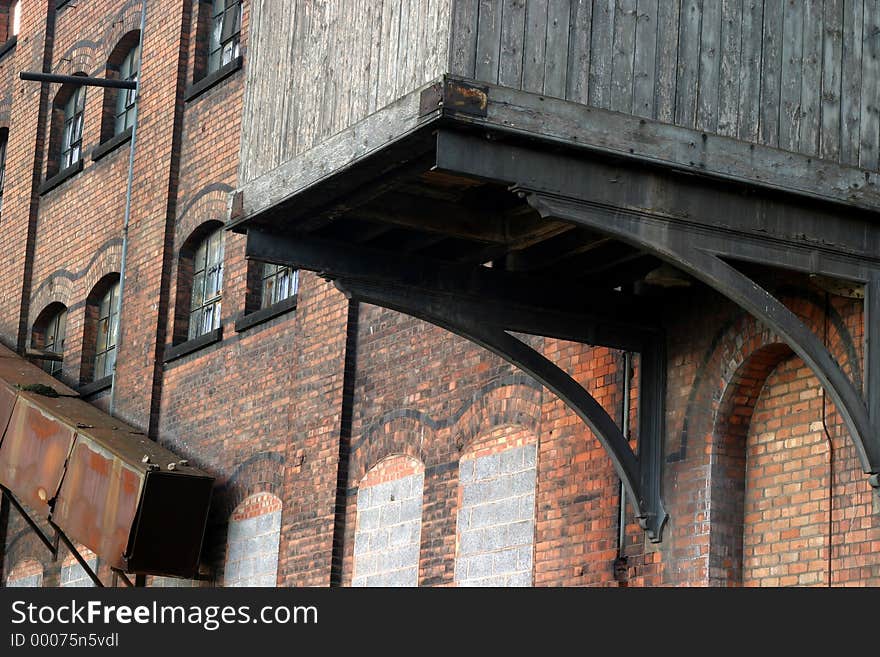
0,348,213,578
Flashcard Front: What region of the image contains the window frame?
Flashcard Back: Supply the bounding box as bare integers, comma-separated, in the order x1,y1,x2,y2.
93,280,120,381
113,43,139,136
259,263,298,310
187,228,224,341
32,304,67,378
207,0,242,75
60,85,85,171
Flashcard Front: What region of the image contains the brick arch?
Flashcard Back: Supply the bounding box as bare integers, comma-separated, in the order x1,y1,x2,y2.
101,0,143,55
675,290,860,463
52,44,98,77
697,290,859,586
175,183,234,244
452,382,542,454
213,450,285,523
4,557,43,587
3,528,54,586
352,415,435,484
74,243,122,304
707,342,794,586
28,276,74,328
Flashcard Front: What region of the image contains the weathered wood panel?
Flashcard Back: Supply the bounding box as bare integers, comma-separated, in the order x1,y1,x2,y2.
241,0,452,184
242,0,880,187
446,0,880,170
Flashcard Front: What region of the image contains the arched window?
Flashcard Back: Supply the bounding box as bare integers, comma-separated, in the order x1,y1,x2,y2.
99,32,140,145
224,493,281,587
81,274,120,384
60,86,85,169
31,302,67,377
93,280,119,380
47,76,86,178
187,227,224,340
4,559,42,588
114,44,138,134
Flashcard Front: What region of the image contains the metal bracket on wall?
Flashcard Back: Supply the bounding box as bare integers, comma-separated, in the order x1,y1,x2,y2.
523,189,880,495
245,231,670,541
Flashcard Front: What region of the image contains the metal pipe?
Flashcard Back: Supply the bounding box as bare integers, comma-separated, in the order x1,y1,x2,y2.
49,521,104,588
18,71,136,89
109,0,147,416
617,351,632,556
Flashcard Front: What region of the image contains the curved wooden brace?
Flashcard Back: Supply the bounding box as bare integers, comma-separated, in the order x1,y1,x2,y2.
526,191,880,487
334,278,667,540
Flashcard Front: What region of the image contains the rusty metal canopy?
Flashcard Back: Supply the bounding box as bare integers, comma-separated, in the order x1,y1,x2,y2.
0,344,213,578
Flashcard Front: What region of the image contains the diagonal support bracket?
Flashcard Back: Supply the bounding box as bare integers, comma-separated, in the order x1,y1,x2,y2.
525,190,880,493
245,231,670,541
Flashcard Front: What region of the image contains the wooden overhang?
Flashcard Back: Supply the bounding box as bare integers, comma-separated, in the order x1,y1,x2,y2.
0,344,213,580
231,75,880,542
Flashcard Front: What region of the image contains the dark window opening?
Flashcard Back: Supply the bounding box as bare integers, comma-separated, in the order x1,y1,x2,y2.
31,303,67,378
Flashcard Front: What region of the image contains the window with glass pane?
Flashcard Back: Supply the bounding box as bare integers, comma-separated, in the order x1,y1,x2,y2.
61,86,85,170
189,229,224,340
0,132,7,214
114,44,138,134
260,264,298,309
40,308,66,378
94,282,119,380
208,0,241,74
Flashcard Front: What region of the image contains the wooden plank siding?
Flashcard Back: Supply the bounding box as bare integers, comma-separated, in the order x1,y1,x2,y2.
241,0,880,186
240,0,453,184
445,0,880,171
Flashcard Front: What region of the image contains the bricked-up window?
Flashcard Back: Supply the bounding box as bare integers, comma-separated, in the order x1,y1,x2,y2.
0,128,7,214
5,559,42,588
188,228,224,340
114,44,139,134
353,456,425,587
31,303,67,378
93,281,119,380
208,0,241,74
260,264,298,309
60,85,85,169
455,440,538,587
61,548,97,588
224,493,282,587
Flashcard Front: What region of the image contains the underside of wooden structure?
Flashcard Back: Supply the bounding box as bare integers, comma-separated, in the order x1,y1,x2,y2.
231,76,880,543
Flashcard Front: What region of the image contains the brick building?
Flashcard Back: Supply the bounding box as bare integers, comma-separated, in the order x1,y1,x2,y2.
1,0,879,588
